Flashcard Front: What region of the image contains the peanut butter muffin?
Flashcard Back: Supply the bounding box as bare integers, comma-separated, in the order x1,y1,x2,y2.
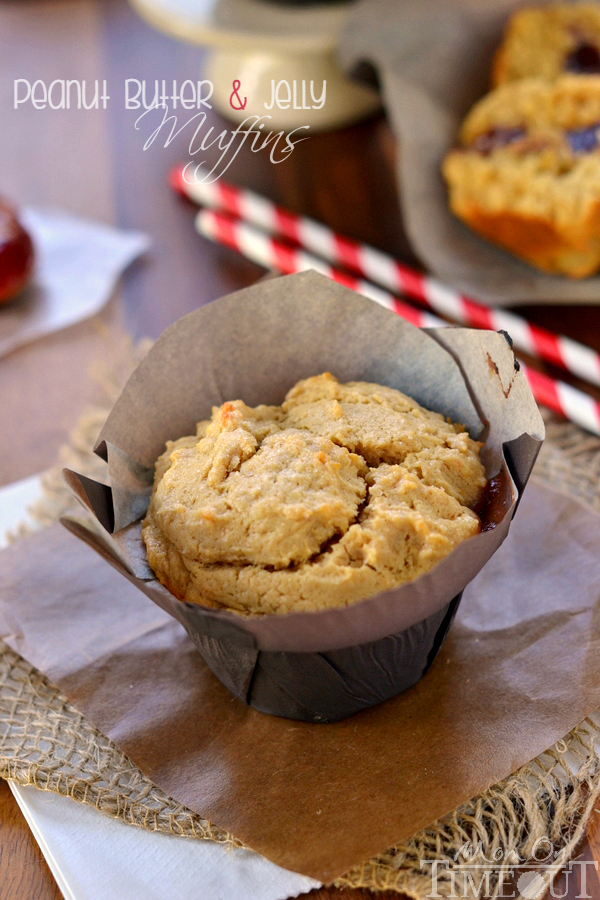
442,75,600,276
142,373,486,615
493,3,600,86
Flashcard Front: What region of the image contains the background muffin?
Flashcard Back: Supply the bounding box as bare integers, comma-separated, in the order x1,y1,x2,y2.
143,373,486,616
442,75,600,276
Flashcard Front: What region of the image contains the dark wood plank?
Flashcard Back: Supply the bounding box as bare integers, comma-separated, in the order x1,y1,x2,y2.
545,833,600,900
0,781,62,900
590,802,600,874
0,0,127,487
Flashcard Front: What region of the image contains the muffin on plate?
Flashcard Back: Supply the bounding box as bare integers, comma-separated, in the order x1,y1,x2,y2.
442,75,600,276
493,2,600,85
142,373,486,616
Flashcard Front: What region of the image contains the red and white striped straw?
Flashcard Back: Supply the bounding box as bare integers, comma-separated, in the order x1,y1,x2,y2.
196,207,600,436
173,164,600,389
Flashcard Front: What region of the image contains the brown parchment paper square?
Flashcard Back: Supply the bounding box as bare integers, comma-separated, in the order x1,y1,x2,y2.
0,477,599,882
339,0,600,305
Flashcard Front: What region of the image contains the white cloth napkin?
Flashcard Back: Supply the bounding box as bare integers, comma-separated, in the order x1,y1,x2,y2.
10,783,319,900
0,209,150,358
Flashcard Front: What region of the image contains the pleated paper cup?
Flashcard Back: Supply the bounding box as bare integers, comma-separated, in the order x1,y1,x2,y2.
63,271,544,722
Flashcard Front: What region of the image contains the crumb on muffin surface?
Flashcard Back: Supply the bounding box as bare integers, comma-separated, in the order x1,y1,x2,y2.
142,373,486,615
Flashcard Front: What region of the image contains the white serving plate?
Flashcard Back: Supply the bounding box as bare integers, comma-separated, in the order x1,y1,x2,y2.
128,0,380,129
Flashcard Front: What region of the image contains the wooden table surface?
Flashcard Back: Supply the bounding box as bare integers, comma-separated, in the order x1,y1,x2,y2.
1,1,599,898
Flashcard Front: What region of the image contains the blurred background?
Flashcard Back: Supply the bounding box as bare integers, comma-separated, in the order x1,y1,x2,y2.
0,0,405,484
2,0,600,482
2,0,402,338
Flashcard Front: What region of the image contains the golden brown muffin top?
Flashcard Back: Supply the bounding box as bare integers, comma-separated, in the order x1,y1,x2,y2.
142,373,486,615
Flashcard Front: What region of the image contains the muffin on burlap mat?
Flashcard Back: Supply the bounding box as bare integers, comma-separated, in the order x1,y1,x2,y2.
1,361,599,898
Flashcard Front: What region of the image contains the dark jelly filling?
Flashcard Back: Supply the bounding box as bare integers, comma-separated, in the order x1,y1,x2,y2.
566,123,600,154
470,124,600,157
471,127,526,155
565,41,600,74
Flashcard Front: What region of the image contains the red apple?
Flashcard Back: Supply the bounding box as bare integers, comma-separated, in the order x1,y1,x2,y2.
0,201,35,305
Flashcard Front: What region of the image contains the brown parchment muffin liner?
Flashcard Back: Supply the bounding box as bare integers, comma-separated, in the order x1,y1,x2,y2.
62,272,543,722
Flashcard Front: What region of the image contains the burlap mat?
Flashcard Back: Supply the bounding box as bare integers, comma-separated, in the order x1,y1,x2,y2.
2,337,599,897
